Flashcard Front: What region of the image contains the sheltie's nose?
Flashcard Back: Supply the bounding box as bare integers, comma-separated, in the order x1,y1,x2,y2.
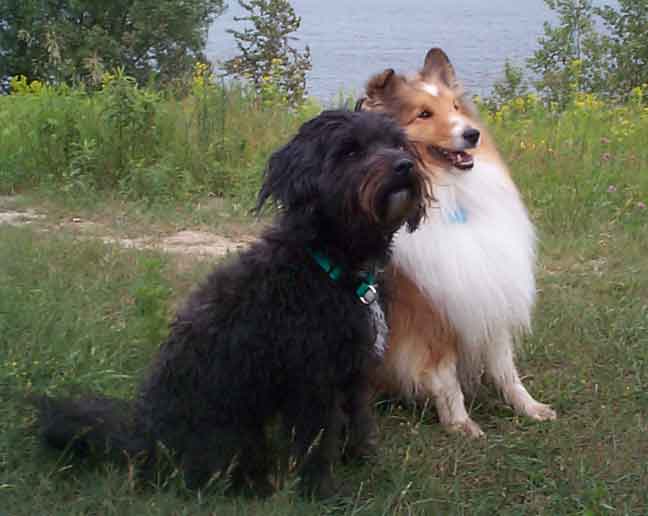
462,127,480,147
394,158,414,176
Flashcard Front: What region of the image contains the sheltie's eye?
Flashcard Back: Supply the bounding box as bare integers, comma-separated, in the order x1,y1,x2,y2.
418,110,432,119
453,100,459,111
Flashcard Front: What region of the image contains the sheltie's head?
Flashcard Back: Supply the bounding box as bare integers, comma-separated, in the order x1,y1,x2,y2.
358,48,481,171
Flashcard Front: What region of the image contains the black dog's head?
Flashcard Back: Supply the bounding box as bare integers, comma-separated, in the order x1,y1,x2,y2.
257,110,428,264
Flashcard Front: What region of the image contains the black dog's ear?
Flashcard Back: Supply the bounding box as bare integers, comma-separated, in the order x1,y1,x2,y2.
404,198,426,233
403,141,432,233
366,69,395,97
362,69,402,111
255,134,318,216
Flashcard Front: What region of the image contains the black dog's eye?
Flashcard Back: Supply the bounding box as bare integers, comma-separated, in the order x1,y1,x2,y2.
418,110,432,119
343,143,359,158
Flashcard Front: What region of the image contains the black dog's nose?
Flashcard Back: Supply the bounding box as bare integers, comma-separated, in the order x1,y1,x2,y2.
462,128,480,146
394,158,414,176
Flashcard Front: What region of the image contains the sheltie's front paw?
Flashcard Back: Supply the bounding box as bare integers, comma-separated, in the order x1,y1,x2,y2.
523,401,557,421
446,418,485,438
505,383,557,422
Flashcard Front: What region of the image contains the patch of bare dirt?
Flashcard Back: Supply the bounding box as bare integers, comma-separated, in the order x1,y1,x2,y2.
100,230,255,258
0,202,255,259
0,208,46,225
159,230,255,257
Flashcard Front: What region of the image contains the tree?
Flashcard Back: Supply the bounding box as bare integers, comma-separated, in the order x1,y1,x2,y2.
596,0,648,98
223,0,311,106
0,0,225,88
527,0,648,105
527,0,605,105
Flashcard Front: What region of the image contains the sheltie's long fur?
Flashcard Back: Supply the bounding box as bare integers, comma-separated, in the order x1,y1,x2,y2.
359,48,556,436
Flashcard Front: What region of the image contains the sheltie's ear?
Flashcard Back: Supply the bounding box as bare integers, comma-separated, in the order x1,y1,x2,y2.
362,68,402,111
422,48,457,88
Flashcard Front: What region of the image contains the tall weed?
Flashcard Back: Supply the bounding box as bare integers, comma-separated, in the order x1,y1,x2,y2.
1,69,645,218
0,67,319,202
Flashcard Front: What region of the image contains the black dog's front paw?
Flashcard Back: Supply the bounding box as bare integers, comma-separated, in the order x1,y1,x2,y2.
343,408,379,464
235,476,275,499
297,469,343,500
343,435,379,464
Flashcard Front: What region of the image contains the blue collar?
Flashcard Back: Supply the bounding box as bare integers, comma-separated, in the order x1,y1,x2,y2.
307,248,378,305
447,207,468,224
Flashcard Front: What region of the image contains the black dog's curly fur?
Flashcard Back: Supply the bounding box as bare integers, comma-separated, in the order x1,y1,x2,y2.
32,110,427,498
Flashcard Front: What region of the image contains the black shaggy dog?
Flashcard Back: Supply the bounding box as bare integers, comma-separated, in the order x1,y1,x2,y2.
32,110,427,498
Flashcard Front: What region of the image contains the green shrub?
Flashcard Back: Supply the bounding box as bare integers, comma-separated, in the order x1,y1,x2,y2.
0,68,321,202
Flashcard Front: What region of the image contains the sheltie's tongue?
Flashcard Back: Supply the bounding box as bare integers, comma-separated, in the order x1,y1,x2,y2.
430,146,475,171
448,150,474,170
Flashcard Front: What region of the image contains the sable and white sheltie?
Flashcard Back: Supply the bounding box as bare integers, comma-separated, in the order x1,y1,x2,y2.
358,48,556,437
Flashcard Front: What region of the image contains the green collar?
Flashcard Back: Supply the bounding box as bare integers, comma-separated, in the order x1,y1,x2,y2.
307,248,378,305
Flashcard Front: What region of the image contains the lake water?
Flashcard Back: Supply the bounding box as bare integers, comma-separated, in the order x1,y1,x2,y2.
207,0,557,101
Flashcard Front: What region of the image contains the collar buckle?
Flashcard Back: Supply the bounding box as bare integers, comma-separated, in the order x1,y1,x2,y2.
308,248,379,305
358,283,378,305
359,284,378,305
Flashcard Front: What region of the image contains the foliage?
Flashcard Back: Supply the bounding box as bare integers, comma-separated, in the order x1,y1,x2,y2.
595,0,648,97
0,68,320,202
484,59,529,110
525,0,648,106
223,0,312,107
0,0,225,89
2,67,647,208
527,0,605,106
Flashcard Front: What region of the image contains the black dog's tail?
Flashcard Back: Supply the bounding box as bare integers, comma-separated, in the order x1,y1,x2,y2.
31,395,152,463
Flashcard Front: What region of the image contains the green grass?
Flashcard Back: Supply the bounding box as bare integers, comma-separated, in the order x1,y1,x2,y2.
1,92,648,514
1,207,647,515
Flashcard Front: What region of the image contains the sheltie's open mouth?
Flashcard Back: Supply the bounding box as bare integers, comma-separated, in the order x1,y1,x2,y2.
428,145,474,170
